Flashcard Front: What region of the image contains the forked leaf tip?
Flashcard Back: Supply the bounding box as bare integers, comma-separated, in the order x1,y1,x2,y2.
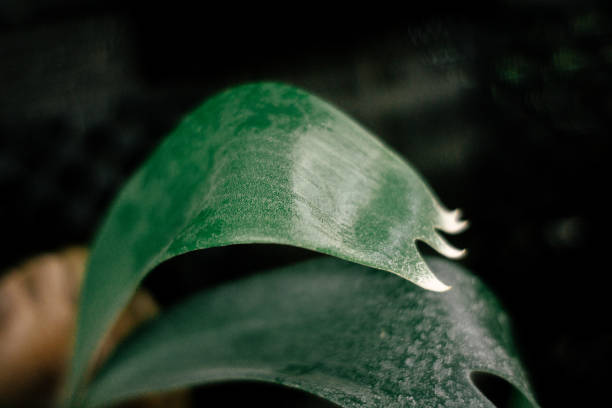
438,208,469,234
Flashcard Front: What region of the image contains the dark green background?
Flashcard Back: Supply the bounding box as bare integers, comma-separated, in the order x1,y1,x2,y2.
1,1,610,406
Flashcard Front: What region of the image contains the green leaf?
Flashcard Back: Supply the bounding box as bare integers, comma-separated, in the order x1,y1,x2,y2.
84,257,539,408
67,82,467,398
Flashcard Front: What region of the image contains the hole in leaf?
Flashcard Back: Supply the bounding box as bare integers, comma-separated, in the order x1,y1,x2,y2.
470,371,534,408
193,380,340,407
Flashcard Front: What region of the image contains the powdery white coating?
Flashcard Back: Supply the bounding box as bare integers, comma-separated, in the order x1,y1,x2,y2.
85,257,539,408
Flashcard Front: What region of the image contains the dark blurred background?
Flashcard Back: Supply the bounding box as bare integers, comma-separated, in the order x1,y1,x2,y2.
1,1,610,406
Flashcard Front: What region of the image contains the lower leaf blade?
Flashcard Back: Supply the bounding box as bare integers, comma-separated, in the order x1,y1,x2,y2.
84,257,539,408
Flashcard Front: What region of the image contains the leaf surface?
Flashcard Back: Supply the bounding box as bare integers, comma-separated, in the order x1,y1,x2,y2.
67,82,466,397
84,257,539,408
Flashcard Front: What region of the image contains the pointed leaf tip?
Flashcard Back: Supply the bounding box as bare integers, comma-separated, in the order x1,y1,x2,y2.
419,274,452,292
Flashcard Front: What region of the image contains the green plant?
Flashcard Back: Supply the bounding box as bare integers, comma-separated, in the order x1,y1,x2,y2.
65,83,539,407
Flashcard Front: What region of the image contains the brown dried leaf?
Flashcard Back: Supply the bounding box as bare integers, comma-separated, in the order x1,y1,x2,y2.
0,248,189,407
